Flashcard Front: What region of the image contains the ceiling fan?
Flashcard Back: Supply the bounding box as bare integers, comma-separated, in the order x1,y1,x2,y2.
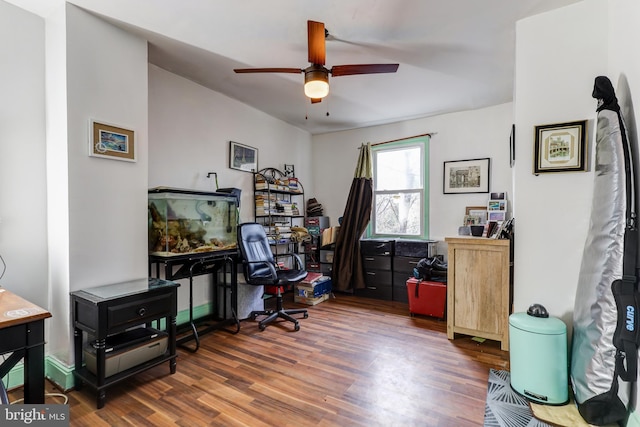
234,20,399,103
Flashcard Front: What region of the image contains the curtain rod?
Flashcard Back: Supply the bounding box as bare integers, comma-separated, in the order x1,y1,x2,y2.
357,132,437,148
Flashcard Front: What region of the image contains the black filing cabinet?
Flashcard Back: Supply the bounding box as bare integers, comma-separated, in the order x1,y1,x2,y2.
358,239,394,300
393,239,437,303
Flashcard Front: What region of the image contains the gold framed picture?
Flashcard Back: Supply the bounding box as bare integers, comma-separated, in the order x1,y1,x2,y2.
89,120,136,162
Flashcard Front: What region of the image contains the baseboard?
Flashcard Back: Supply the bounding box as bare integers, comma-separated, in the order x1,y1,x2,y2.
1,302,216,392
1,359,24,391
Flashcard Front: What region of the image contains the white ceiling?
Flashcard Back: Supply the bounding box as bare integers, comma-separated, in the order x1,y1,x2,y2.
8,0,582,134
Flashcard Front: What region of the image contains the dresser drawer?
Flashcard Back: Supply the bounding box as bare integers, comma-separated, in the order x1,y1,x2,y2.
107,292,173,330
360,240,393,256
394,256,421,273
363,269,392,286
395,239,436,258
362,255,392,271
356,284,392,301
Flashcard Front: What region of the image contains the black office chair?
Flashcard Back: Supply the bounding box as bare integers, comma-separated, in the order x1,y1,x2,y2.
0,380,8,404
237,223,308,331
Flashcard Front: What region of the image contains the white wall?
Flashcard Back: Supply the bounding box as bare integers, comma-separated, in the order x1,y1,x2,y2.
148,65,313,312
0,1,48,309
312,103,514,256
513,0,607,325
148,65,313,220
45,4,149,364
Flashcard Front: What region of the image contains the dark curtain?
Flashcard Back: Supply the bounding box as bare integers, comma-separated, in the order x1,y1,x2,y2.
332,143,373,292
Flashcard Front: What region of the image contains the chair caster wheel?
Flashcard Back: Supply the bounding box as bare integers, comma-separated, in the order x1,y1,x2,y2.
303,313,309,319
259,324,266,331
294,323,300,332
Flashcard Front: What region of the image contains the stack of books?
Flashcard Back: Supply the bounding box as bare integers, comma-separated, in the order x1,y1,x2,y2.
275,200,293,216
287,178,301,192
294,272,332,305
255,194,277,216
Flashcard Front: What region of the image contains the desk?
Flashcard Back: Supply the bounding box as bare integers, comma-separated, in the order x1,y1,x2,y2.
71,278,179,409
0,288,51,403
149,250,239,352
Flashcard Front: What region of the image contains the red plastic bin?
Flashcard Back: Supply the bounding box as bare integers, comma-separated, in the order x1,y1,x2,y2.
406,278,446,319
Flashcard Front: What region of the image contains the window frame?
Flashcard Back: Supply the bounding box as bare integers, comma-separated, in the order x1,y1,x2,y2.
368,135,430,239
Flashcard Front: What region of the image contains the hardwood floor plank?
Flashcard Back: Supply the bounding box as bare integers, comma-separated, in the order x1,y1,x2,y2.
9,293,509,426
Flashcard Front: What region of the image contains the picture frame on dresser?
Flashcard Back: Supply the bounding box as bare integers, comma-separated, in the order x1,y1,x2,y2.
465,206,488,224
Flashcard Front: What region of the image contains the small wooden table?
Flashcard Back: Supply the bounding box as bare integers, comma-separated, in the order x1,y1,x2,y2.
0,288,52,403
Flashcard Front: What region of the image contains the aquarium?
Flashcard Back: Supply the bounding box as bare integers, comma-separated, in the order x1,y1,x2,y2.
148,187,238,257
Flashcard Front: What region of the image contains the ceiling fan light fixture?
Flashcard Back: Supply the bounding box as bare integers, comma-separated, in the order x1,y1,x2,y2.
304,67,329,99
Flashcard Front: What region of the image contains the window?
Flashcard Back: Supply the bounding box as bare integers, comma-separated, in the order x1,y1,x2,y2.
371,136,429,238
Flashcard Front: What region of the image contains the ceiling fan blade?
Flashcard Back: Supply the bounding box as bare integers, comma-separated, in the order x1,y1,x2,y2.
234,68,303,74
310,98,322,104
331,63,399,77
308,20,326,65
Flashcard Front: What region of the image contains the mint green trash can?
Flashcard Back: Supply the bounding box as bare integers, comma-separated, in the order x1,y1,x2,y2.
509,304,569,405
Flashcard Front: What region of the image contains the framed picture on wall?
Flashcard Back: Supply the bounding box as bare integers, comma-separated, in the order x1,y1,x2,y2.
509,124,515,168
229,141,258,173
443,158,490,194
533,120,587,174
89,120,136,162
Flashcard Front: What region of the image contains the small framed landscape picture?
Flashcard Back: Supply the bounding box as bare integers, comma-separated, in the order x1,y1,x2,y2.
443,158,490,194
89,120,135,162
229,141,258,173
533,120,587,174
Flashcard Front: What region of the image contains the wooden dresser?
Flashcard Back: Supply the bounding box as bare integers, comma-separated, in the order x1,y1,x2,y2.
445,236,511,350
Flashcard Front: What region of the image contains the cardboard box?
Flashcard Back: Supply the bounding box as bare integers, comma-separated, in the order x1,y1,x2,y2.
294,293,329,306
295,278,332,298
321,226,340,247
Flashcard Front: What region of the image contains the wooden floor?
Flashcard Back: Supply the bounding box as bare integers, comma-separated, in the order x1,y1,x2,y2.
11,293,509,426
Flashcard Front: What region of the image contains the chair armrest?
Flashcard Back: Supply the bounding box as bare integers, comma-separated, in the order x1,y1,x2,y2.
242,259,278,281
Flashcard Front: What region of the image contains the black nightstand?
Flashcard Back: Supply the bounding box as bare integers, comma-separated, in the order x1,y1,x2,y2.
71,278,179,409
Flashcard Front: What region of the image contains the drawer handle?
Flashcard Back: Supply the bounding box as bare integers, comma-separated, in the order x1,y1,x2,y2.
366,286,377,290
137,307,147,317
366,272,376,276
364,257,375,261
409,261,418,265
